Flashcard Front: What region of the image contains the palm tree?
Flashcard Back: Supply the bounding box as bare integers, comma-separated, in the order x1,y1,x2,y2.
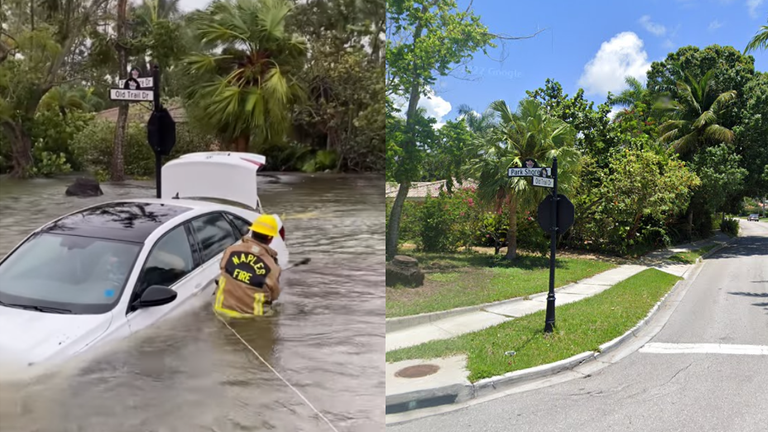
38,86,88,117
457,103,497,137
183,0,307,152
467,99,580,260
656,70,737,159
745,20,768,54
608,76,647,108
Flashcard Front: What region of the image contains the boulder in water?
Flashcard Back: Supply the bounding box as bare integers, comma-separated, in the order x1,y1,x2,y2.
386,255,425,288
65,177,103,197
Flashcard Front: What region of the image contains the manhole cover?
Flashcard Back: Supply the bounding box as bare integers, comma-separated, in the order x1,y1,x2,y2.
395,364,440,378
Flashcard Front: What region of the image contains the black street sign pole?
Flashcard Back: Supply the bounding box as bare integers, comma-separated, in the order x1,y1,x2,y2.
545,156,558,333
152,65,161,199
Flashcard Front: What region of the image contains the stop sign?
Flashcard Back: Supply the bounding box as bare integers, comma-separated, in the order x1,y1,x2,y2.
537,194,575,233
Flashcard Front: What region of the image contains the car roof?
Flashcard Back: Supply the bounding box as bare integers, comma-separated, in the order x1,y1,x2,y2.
41,201,193,243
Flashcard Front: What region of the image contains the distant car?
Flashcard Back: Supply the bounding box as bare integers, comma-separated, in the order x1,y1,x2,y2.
747,214,759,221
0,152,289,370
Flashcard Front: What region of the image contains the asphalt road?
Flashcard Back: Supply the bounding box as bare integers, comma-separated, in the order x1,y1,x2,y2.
391,221,768,432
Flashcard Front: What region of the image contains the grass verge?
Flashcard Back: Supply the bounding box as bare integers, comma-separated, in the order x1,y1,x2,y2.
386,268,681,382
386,252,615,318
667,245,717,264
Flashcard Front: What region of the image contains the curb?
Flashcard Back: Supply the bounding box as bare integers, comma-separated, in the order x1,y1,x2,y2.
385,239,736,416
386,238,730,333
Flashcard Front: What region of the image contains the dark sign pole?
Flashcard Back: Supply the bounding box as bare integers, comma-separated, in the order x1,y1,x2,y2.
152,65,161,199
544,156,558,333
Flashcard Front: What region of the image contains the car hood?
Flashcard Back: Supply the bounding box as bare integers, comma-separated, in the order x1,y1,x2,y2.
0,306,112,370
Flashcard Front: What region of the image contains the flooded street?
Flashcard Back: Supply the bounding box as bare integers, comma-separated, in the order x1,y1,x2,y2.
0,174,385,431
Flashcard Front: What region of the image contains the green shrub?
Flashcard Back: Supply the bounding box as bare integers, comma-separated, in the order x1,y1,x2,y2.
71,120,213,177
419,191,460,252
720,217,739,237
28,149,72,177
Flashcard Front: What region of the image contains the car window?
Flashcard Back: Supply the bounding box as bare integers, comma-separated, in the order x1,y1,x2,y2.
225,213,252,237
136,225,195,296
0,233,141,315
190,213,239,262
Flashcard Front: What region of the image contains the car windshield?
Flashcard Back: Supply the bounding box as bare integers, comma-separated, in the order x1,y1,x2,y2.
0,233,141,315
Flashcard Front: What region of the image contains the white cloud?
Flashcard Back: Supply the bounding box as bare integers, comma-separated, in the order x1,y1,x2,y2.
663,39,675,49
708,20,724,31
747,0,765,18
392,89,453,129
578,32,652,97
608,107,622,120
638,15,667,36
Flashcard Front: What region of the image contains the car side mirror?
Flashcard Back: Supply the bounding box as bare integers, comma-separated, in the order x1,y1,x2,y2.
138,285,177,308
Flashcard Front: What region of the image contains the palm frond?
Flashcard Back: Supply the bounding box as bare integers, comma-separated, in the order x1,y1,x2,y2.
702,124,735,143
744,24,768,54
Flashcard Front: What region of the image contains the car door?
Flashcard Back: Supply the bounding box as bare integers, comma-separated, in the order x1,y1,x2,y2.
125,223,205,333
186,212,242,298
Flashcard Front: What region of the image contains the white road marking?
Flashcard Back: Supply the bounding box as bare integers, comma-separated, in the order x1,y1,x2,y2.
639,343,768,355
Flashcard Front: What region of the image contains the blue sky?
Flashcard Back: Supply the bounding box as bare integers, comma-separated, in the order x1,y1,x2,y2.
417,0,768,127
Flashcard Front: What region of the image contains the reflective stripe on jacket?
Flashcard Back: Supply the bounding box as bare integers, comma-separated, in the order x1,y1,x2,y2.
213,236,281,318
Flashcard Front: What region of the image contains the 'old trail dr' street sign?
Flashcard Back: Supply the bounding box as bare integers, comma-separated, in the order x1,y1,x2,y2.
109,89,154,102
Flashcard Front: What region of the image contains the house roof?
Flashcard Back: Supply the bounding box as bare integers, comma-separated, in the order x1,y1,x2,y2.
386,179,478,199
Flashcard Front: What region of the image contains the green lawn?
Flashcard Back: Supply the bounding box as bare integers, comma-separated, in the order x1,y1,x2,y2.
667,245,717,264
386,252,616,318
386,268,681,382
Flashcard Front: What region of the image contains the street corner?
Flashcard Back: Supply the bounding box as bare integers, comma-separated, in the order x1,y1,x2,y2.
386,355,473,414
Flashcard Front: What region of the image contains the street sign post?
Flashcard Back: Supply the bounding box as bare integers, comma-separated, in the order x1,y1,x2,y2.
537,194,575,232
118,77,154,88
532,176,554,188
109,89,154,102
508,167,550,177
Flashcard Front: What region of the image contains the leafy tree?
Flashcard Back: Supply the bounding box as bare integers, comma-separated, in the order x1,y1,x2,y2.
468,98,580,260
656,70,737,159
182,0,308,152
420,119,472,189
745,19,768,53
385,0,494,259
526,79,612,161
0,0,111,177
290,0,385,171
646,45,754,129
691,143,748,220
573,149,700,255
734,71,768,198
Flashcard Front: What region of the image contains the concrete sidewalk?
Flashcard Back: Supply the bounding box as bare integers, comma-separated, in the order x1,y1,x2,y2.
386,232,731,353
385,232,734,418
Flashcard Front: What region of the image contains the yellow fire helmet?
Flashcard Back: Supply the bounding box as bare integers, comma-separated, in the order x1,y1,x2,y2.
250,214,279,238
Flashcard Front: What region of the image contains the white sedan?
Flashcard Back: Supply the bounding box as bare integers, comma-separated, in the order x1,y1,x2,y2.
0,152,289,370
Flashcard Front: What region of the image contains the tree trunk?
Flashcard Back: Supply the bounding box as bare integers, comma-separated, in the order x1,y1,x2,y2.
111,0,129,182
687,208,694,240
505,193,518,260
234,134,249,152
386,183,410,260
3,123,33,178
385,3,428,260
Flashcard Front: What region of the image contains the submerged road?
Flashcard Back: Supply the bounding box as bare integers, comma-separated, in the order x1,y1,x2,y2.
391,221,768,432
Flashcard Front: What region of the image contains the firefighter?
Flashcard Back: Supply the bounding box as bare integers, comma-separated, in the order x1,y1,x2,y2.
213,214,281,318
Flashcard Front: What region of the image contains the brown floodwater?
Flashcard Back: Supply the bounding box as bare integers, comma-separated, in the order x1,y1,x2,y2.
0,173,385,432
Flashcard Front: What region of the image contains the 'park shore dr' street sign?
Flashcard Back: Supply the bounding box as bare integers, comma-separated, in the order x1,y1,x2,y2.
118,77,154,88
109,89,154,102
508,167,550,177
532,176,554,188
